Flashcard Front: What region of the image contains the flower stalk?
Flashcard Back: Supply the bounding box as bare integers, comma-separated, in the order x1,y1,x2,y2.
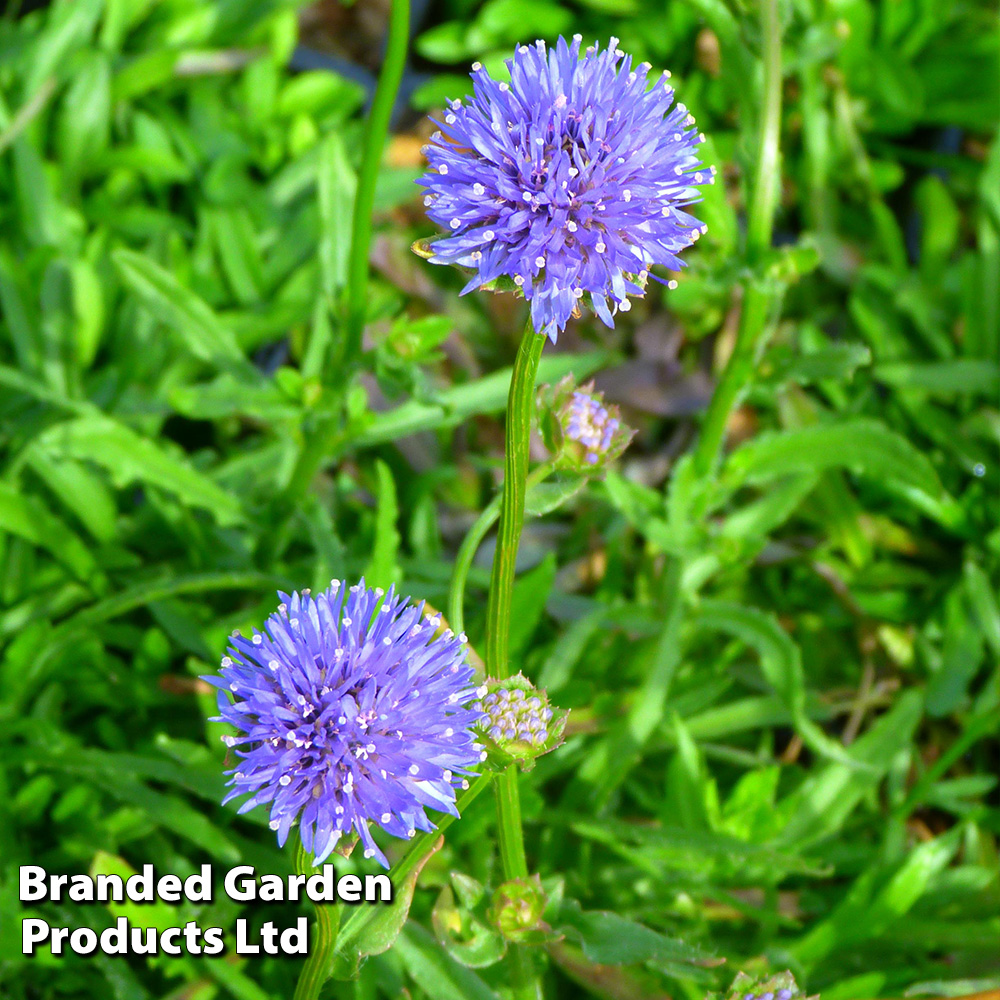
292,839,340,1000
449,462,554,637
691,0,782,477
283,0,411,514
344,0,411,365
484,321,546,1000
485,324,546,681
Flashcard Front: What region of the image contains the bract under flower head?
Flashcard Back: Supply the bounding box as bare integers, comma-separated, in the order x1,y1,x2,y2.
206,581,485,867
418,35,711,341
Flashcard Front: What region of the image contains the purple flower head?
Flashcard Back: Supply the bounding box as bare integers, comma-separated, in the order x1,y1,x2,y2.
417,35,712,342
472,673,567,771
565,390,619,464
722,971,810,1000
539,375,634,470
206,581,485,867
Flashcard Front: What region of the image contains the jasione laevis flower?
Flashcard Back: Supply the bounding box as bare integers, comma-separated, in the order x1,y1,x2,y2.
206,581,485,867
539,375,634,470
418,35,712,341
473,674,567,771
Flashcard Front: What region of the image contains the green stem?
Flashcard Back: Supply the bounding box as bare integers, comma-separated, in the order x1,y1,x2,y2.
496,765,528,878
691,0,782,478
292,840,341,1000
482,321,546,1000
448,463,554,635
344,0,411,364
279,0,410,515
484,324,546,679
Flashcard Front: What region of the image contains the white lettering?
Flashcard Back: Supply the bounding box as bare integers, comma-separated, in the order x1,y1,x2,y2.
19,866,47,902
224,865,257,902
22,918,50,954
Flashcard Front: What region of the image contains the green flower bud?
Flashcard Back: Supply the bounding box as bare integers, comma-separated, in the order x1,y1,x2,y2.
714,971,817,1000
539,375,635,472
473,674,568,772
488,876,554,945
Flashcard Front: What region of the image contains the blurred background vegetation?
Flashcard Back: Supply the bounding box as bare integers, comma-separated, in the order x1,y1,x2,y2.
0,0,998,998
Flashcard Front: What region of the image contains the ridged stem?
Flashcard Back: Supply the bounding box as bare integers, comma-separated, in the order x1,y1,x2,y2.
448,462,554,636
344,0,411,363
280,0,410,515
291,840,340,1000
691,0,782,477
484,321,546,1000
484,323,546,679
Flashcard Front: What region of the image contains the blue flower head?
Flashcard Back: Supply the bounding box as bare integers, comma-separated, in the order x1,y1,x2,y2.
539,375,634,470
207,581,485,867
418,35,712,341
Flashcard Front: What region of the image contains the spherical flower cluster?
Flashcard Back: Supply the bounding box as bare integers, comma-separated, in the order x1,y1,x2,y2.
418,34,711,341
720,970,811,1000
539,375,634,470
472,674,566,770
564,389,620,464
207,581,485,867
480,687,553,746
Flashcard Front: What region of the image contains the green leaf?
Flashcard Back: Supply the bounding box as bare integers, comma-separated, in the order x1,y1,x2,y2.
723,418,950,509
557,898,709,966
693,603,862,766
524,478,587,517
25,451,118,543
778,690,924,848
873,359,1000,394
363,459,401,590
0,483,105,589
207,206,265,306
394,921,503,1000
56,50,111,181
694,601,805,713
90,851,190,934
69,258,105,370
354,350,614,447
32,415,244,526
572,816,827,882
318,132,356,296
353,838,444,962
718,473,817,541
508,553,556,661
793,829,960,963
761,343,872,386
111,249,248,371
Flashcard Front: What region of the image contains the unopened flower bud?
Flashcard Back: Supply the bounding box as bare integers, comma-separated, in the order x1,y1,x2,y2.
717,971,815,1000
475,674,567,771
539,375,635,471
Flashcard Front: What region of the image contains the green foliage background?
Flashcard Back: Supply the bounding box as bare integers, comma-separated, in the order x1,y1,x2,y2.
0,0,998,998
